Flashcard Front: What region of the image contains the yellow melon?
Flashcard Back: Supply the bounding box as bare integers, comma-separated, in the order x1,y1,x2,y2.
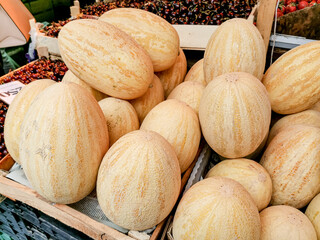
19,82,109,204
305,193,320,239
97,130,181,231
199,72,271,158
184,58,206,86
172,177,260,240
98,97,139,146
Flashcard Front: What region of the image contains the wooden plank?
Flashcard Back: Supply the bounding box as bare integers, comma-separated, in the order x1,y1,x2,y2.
256,0,278,53
0,154,14,171
172,25,218,51
0,176,134,240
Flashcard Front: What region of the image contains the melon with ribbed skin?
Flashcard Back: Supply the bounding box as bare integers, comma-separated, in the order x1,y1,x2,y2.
306,193,320,239
62,70,106,101
167,81,205,115
19,82,109,204
199,72,271,158
58,19,153,100
205,158,272,211
184,58,206,86
260,125,320,209
99,8,179,72
97,130,181,231
267,110,320,145
156,48,187,98
140,99,201,173
98,97,139,146
262,41,320,114
260,205,317,240
172,177,260,240
4,79,55,164
130,75,164,124
204,18,265,83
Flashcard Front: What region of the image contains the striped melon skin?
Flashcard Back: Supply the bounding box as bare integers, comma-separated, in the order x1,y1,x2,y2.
130,75,164,124
267,110,320,145
140,99,201,173
199,72,271,158
205,158,272,211
262,41,320,114
19,82,109,204
172,177,260,240
4,79,55,164
97,130,181,231
260,125,320,209
99,8,179,72
156,48,187,98
184,58,206,86
260,205,317,240
58,19,154,100
98,97,139,146
167,81,205,115
62,70,106,101
306,193,320,239
204,18,265,83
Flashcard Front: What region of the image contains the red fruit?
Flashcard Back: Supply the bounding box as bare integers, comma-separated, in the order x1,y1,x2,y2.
317,0,320,3
309,0,316,5
278,5,286,13
287,0,297,4
286,3,297,12
298,0,309,8
276,10,284,17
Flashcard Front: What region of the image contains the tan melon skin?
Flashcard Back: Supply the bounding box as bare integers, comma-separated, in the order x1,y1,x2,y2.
156,48,187,98
19,82,109,204
205,158,272,211
260,125,320,209
98,97,139,146
97,130,181,231
310,101,320,112
172,177,260,240
204,18,265,83
140,99,201,173
260,205,317,240
58,19,154,100
199,72,271,159
99,8,179,72
267,110,320,145
262,41,320,114
167,81,205,115
62,70,106,101
306,193,320,239
184,58,206,86
4,79,56,164
130,75,164,124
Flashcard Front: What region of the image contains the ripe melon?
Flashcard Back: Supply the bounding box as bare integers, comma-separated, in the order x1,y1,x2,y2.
172,177,260,240
205,158,272,211
155,48,187,98
99,8,179,72
305,193,320,239
184,58,206,86
62,70,106,101
262,41,320,114
167,81,205,115
19,82,109,204
4,79,55,164
97,130,181,231
58,19,153,99
140,99,201,173
199,72,271,158
204,18,265,83
310,101,320,112
98,97,139,146
260,125,320,208
130,75,164,124
260,205,317,240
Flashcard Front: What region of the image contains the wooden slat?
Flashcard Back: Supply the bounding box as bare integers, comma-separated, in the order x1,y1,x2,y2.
0,176,134,240
0,154,15,171
256,0,278,53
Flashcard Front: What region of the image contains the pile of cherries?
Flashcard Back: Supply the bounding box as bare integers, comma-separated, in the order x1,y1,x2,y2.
0,57,68,160
41,0,257,37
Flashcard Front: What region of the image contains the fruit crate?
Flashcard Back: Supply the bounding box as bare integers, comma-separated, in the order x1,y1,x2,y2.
0,136,204,240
